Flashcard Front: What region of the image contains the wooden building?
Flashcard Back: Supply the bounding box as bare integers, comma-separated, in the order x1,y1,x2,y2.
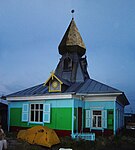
6,18,129,137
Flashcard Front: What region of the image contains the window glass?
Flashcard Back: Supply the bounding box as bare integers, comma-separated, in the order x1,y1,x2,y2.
93,111,101,115
40,104,43,109
35,111,38,122
92,110,102,128
30,104,43,122
31,111,34,122
40,111,43,122
36,104,39,109
98,116,102,127
93,116,96,127
31,104,34,109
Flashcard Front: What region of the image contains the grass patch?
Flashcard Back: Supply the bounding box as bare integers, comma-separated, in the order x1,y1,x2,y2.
6,130,135,150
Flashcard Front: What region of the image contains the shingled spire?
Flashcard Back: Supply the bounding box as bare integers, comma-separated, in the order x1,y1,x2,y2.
58,18,86,57
55,18,90,83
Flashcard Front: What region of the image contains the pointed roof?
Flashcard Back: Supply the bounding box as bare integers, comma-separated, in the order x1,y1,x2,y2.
58,18,86,57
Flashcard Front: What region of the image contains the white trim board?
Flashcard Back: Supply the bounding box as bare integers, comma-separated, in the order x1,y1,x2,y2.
7,94,73,101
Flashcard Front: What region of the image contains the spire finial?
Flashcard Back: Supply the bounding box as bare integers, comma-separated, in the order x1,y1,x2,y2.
71,9,75,19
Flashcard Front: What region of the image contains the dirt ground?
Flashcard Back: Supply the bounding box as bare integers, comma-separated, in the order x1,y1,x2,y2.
6,129,135,150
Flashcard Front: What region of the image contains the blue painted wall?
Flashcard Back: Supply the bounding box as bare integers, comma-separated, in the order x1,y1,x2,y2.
8,97,125,135
9,99,74,108
115,102,124,129
85,101,114,109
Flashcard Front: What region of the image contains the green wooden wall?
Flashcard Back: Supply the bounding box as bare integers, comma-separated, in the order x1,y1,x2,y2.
107,109,114,129
10,107,72,130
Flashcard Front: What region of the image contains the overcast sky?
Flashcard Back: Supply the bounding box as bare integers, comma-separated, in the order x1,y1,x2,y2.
0,0,135,112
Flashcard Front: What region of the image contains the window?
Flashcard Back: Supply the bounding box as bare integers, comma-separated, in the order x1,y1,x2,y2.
49,80,61,92
92,110,102,128
85,109,107,129
63,57,72,71
22,103,51,123
30,104,43,122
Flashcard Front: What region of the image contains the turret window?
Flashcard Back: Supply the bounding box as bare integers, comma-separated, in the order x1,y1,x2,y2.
63,57,72,71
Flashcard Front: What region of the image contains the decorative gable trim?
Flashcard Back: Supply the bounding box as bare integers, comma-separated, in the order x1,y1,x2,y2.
44,71,63,86
44,71,63,92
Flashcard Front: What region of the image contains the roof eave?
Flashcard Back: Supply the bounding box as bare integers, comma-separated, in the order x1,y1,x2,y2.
6,92,75,101
76,92,123,97
117,92,130,106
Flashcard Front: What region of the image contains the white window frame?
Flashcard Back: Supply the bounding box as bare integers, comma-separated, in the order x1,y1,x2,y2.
92,110,102,128
85,108,107,129
30,103,43,123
